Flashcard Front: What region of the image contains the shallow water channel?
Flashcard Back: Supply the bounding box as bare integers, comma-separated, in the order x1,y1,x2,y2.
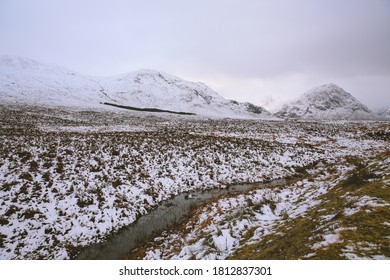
75,179,286,260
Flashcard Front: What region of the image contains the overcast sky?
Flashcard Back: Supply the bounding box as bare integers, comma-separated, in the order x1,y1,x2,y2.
1,0,389,108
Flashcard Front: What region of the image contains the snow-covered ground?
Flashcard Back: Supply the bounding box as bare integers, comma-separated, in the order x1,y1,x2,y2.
140,163,349,260
138,154,389,260
0,105,389,259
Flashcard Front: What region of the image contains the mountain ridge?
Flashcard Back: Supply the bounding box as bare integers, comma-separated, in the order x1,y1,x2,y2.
1,56,386,121
0,55,273,119
373,105,390,118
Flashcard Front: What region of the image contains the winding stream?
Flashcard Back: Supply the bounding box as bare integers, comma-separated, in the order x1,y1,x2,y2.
75,179,286,260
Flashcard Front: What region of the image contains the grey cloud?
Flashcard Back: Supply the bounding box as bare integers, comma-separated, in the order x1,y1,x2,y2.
0,0,389,107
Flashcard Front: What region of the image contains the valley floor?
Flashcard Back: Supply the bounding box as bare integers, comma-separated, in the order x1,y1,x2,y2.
0,105,389,259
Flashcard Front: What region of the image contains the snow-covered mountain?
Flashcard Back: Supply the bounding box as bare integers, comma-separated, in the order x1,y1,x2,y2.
0,55,104,107
258,95,292,113
275,83,379,120
0,55,272,119
98,70,272,118
373,106,390,118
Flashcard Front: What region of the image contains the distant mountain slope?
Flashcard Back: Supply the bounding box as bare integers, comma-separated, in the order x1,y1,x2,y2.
0,55,272,119
373,106,390,118
258,95,292,113
275,83,379,120
0,55,104,107
98,69,272,118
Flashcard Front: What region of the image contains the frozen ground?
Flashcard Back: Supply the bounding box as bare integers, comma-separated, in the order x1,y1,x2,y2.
136,154,389,260
0,104,389,259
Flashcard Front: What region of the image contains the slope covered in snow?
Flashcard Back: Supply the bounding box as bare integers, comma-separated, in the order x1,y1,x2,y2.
0,55,104,108
275,83,379,120
258,95,292,113
1,106,388,260
0,55,272,119
373,105,390,119
99,69,272,118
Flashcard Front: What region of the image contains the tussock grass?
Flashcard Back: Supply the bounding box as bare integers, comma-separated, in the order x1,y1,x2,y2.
229,151,389,260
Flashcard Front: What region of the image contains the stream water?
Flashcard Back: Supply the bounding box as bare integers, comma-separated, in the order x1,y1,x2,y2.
75,179,286,260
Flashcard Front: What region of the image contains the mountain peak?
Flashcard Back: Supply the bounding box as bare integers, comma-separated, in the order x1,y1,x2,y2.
311,83,341,90
0,55,272,119
275,84,377,120
300,83,363,108
303,83,348,97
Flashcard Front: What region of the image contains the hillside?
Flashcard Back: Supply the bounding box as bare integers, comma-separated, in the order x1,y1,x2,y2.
373,106,390,119
275,83,379,120
0,55,272,119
